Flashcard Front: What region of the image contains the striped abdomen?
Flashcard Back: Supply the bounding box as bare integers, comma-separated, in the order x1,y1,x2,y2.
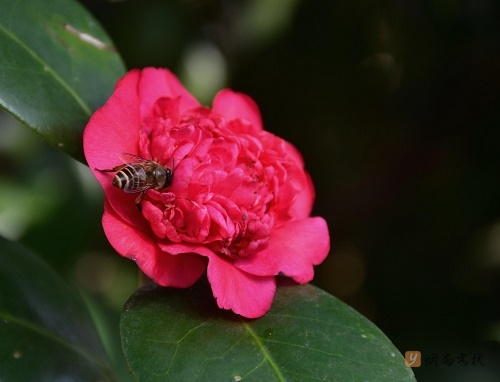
112,165,148,193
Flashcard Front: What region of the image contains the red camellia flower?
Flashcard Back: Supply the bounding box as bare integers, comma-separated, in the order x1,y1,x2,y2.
84,68,330,318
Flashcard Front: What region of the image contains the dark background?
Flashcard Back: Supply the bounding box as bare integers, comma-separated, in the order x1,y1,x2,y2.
2,0,500,380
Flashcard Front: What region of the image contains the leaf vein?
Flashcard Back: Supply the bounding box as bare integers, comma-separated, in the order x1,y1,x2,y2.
242,322,285,382
205,335,245,361
240,358,267,380
261,337,398,367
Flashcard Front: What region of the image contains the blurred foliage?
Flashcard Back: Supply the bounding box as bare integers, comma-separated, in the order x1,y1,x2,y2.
0,0,125,163
1,0,500,380
0,236,115,381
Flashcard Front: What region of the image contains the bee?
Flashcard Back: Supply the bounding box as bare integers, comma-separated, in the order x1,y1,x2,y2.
96,153,173,207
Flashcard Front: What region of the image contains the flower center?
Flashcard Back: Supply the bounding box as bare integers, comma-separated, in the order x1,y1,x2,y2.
138,99,281,259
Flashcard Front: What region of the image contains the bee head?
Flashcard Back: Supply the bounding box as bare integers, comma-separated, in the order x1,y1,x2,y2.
154,165,173,189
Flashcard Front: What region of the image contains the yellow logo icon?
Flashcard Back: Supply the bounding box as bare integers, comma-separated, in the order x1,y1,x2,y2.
405,351,421,367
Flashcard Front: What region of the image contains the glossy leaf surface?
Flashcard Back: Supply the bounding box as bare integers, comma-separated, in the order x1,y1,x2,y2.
0,0,125,162
121,280,416,382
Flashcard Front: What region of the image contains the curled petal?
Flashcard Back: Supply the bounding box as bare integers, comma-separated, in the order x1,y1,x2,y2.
84,70,148,231
103,200,206,288
84,69,141,175
207,254,276,318
158,243,276,318
289,171,316,219
212,89,263,131
139,67,200,120
234,217,330,284
283,140,305,168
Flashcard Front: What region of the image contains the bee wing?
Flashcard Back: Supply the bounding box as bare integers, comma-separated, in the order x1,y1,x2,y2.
120,152,153,165
121,165,151,193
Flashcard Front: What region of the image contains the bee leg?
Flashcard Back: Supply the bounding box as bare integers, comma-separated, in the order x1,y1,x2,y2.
135,191,146,211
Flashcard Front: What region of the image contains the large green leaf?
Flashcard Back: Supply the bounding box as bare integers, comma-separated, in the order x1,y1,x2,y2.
0,0,125,163
121,280,416,382
0,236,115,381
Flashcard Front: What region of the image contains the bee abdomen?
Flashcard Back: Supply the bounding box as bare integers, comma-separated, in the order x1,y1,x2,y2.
113,167,140,191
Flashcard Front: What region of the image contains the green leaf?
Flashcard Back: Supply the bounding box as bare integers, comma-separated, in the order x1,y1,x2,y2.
0,0,125,163
0,236,115,381
120,280,416,382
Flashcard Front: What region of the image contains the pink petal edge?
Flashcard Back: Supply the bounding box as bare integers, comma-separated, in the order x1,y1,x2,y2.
102,200,206,288
83,69,141,173
159,242,276,318
234,217,330,284
83,70,150,231
289,170,316,219
139,67,200,120
207,254,276,318
212,89,263,131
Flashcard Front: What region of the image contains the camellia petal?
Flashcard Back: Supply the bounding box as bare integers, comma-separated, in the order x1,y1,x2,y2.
288,171,316,219
102,200,206,288
138,67,200,121
207,253,276,318
83,69,141,174
212,89,263,131
234,217,330,284
84,70,151,231
157,242,276,317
